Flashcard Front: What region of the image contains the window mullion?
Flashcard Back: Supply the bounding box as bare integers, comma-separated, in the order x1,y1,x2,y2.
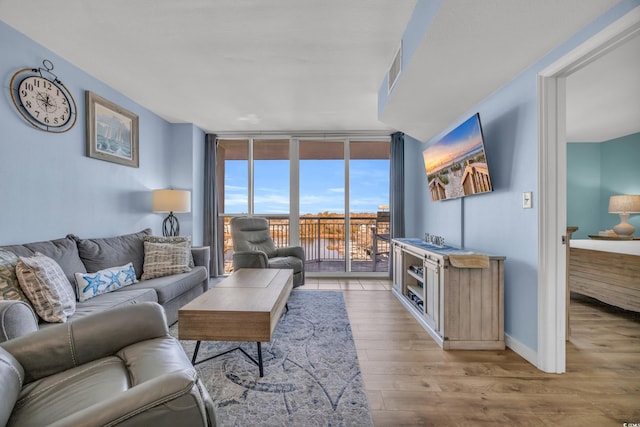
248,138,254,214
290,139,300,245
344,138,350,273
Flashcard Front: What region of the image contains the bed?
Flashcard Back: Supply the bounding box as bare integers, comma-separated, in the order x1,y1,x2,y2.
569,239,640,312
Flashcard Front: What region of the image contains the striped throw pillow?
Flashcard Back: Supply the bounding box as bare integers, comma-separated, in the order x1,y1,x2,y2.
143,235,194,267
16,253,76,323
141,242,192,280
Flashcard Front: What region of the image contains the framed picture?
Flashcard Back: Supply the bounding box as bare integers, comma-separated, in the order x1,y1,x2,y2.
86,91,139,168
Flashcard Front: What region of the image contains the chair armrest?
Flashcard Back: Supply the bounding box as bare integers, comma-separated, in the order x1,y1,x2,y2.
191,246,210,270
48,368,207,427
275,245,305,260
1,302,169,383
0,300,39,343
0,347,24,427
232,251,269,269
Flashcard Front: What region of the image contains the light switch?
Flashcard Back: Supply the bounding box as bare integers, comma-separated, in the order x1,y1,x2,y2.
523,192,533,209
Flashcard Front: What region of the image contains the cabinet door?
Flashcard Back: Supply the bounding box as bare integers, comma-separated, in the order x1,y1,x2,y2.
423,259,440,332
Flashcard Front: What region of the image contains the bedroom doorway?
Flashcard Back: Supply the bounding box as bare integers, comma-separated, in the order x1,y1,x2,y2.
537,6,640,374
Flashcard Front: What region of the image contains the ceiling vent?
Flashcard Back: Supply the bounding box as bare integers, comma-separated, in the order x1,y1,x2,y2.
388,42,402,93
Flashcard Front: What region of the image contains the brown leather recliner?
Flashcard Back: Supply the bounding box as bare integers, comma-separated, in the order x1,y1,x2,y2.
0,302,216,427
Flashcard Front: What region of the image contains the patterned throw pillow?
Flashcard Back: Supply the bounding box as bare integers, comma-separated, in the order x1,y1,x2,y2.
15,253,76,323
0,249,32,306
143,235,194,267
74,262,137,302
141,242,192,280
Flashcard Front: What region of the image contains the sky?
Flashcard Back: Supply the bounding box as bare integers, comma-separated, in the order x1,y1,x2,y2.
223,159,390,215
422,114,484,174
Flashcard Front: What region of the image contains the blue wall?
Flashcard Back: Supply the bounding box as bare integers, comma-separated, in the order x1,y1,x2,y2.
388,0,640,353
0,20,203,244
568,133,640,238
567,143,602,239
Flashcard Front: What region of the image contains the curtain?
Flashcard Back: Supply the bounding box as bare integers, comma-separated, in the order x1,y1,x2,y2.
204,134,223,277
389,132,405,278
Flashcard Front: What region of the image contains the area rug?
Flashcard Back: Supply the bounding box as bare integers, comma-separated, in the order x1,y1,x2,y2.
171,290,373,427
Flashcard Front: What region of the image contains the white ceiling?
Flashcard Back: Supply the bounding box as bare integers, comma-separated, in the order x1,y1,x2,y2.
1,0,636,141
0,0,417,135
566,33,640,142
379,0,624,141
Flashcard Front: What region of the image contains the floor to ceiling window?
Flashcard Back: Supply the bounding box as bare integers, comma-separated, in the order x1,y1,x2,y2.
299,140,346,273
349,141,390,272
217,136,389,275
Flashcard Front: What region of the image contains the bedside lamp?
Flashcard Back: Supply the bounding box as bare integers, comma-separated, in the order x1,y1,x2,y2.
608,194,640,236
152,189,191,237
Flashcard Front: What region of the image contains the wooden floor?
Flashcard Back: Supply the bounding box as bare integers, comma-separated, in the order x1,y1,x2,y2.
301,279,640,426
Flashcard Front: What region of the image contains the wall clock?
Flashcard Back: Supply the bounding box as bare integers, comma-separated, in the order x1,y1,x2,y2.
9,59,77,133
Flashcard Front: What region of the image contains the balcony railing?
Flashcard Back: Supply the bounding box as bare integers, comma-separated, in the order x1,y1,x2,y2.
222,215,389,274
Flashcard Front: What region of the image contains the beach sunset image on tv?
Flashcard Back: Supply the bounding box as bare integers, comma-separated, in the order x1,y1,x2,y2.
422,113,493,201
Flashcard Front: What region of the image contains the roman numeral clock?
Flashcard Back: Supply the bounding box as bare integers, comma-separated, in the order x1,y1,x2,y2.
10,59,77,133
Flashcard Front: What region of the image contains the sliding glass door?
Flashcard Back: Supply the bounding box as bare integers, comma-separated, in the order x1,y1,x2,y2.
217,137,389,275
299,140,346,273
349,141,390,272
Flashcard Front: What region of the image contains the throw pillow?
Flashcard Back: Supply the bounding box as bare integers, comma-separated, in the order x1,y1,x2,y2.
16,253,76,323
141,241,192,280
0,249,32,306
143,235,194,267
74,262,137,302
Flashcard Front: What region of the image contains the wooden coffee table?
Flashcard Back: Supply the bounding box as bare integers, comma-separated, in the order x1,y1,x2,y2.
178,268,293,377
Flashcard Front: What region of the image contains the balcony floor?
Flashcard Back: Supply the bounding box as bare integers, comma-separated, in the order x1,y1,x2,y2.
304,258,389,273
297,277,392,291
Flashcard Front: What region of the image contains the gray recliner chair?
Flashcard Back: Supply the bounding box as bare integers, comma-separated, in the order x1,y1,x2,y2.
230,216,305,287
0,302,217,427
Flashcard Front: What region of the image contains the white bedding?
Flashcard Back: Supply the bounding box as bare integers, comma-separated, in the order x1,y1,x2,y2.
570,239,640,256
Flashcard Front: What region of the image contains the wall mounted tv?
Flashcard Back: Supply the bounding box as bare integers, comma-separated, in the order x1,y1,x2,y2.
422,113,493,202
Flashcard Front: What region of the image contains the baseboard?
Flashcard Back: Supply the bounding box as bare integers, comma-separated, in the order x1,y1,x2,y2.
505,333,538,368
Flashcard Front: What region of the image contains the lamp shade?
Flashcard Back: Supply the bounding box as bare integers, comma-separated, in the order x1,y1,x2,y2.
152,189,191,213
608,195,640,214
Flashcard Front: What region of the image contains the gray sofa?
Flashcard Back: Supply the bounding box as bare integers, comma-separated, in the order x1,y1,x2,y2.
0,301,217,426
0,229,210,342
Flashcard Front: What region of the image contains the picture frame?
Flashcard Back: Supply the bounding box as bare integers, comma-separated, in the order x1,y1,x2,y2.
86,91,139,168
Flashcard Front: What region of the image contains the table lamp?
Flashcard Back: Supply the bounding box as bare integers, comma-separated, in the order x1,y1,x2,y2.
608,194,640,236
152,189,191,236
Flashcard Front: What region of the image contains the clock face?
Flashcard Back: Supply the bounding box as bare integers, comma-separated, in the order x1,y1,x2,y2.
17,76,72,128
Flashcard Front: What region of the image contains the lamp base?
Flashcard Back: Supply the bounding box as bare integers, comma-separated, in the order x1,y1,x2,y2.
162,212,180,237
613,213,635,236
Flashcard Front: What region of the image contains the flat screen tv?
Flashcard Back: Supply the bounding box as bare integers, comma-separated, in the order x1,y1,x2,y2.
422,113,493,202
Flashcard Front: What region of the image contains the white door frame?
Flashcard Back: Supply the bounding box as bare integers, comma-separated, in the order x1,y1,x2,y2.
537,6,640,374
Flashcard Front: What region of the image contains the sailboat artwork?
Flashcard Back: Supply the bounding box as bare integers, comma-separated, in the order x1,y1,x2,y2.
95,103,133,159
86,91,139,168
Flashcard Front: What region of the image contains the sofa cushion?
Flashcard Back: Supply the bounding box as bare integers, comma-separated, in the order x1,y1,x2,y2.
72,229,151,280
141,242,191,280
74,263,138,302
268,256,304,274
15,253,76,323
71,288,157,321
1,236,86,287
119,267,206,304
0,249,31,306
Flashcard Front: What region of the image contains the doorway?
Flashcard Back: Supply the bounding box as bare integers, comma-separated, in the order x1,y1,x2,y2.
537,6,640,373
